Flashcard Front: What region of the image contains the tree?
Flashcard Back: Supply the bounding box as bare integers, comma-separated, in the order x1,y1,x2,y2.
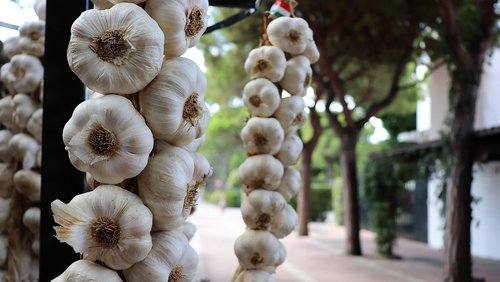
298,0,433,254
430,1,498,281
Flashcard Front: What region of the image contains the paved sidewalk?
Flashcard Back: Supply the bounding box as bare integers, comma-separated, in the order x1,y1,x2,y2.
189,201,500,282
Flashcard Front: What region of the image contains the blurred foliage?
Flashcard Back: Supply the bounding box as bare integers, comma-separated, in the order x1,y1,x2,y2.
332,178,344,225
379,112,417,143
290,182,332,222
203,188,242,208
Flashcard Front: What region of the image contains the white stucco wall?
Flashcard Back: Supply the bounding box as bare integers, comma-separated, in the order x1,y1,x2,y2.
427,173,445,249
475,50,500,130
425,65,450,141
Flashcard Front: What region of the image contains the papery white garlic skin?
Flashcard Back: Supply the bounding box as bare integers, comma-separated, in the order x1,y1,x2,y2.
274,96,307,134
91,0,114,9
235,270,277,282
183,135,206,152
190,151,212,183
3,36,21,58
280,55,313,97
140,57,209,147
18,21,45,57
51,185,153,270
272,204,298,239
13,170,41,203
301,36,320,64
276,134,303,166
63,95,153,184
12,93,39,129
244,46,287,82
8,133,39,170
242,78,281,118
240,190,286,232
0,130,13,162
234,229,281,270
241,117,284,156
23,206,40,234
276,168,301,202
0,163,14,198
138,145,196,231
34,0,46,20
0,54,43,94
0,96,21,131
238,155,284,194
182,222,197,241
267,17,310,55
51,260,123,282
123,230,198,282
67,3,165,94
27,108,43,142
145,0,209,58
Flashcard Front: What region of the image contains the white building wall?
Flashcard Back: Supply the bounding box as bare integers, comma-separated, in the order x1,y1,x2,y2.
423,49,500,260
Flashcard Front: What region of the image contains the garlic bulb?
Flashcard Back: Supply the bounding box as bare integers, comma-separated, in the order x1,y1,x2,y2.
138,145,197,231
8,133,39,170
267,17,310,55
244,46,287,82
139,57,209,146
62,95,153,184
0,198,10,231
0,130,13,162
124,230,199,282
12,93,39,129
0,54,43,94
0,163,13,198
190,151,213,184
3,37,21,58
23,206,40,234
51,185,153,270
0,96,20,130
276,133,303,166
301,36,320,64
182,221,197,241
240,190,286,232
272,204,298,239
279,55,312,97
238,155,284,194
234,229,281,270
52,260,123,282
145,0,209,58
183,134,206,152
242,78,281,118
34,0,46,20
241,117,284,156
274,96,307,134
91,0,113,9
275,168,301,202
235,270,277,282
13,170,41,203
27,108,43,142
0,235,7,267
67,3,164,94
18,21,45,57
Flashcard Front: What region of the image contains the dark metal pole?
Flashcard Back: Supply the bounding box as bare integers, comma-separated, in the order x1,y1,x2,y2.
208,0,258,8
40,0,86,280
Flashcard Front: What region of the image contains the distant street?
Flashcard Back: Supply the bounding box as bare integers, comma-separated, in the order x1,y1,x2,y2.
188,201,500,282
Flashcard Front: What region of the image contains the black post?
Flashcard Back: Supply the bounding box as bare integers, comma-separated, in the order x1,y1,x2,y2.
40,0,86,280
208,0,258,8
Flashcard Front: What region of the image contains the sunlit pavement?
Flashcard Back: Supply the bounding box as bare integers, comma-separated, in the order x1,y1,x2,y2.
189,200,500,282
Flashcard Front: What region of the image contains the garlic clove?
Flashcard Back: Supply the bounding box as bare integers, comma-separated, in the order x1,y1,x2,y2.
239,155,284,194
0,96,21,131
63,95,154,184
33,0,46,20
138,145,197,231
189,150,213,184
234,229,281,271
235,270,277,282
272,204,298,239
267,17,310,55
18,21,45,57
301,37,320,64
244,46,287,82
275,133,303,166
240,190,286,231
279,55,313,97
182,221,197,241
51,185,153,270
183,134,206,152
27,108,43,142
145,0,209,58
241,117,284,156
276,168,301,202
13,170,41,203
124,230,198,282
242,78,281,118
274,96,307,134
139,57,210,147
2,36,21,58
12,93,39,129
8,133,40,170
67,3,165,94
23,206,40,235
0,54,43,94
51,260,123,282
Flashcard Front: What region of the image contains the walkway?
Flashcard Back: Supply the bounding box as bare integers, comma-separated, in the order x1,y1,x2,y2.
189,201,500,282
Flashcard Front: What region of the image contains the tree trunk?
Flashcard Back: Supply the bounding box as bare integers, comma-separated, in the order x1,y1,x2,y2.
298,146,313,236
444,76,478,282
340,133,362,255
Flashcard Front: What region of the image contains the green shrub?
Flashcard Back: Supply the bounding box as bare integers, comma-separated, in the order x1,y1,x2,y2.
290,182,332,222
332,178,344,225
225,189,241,207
